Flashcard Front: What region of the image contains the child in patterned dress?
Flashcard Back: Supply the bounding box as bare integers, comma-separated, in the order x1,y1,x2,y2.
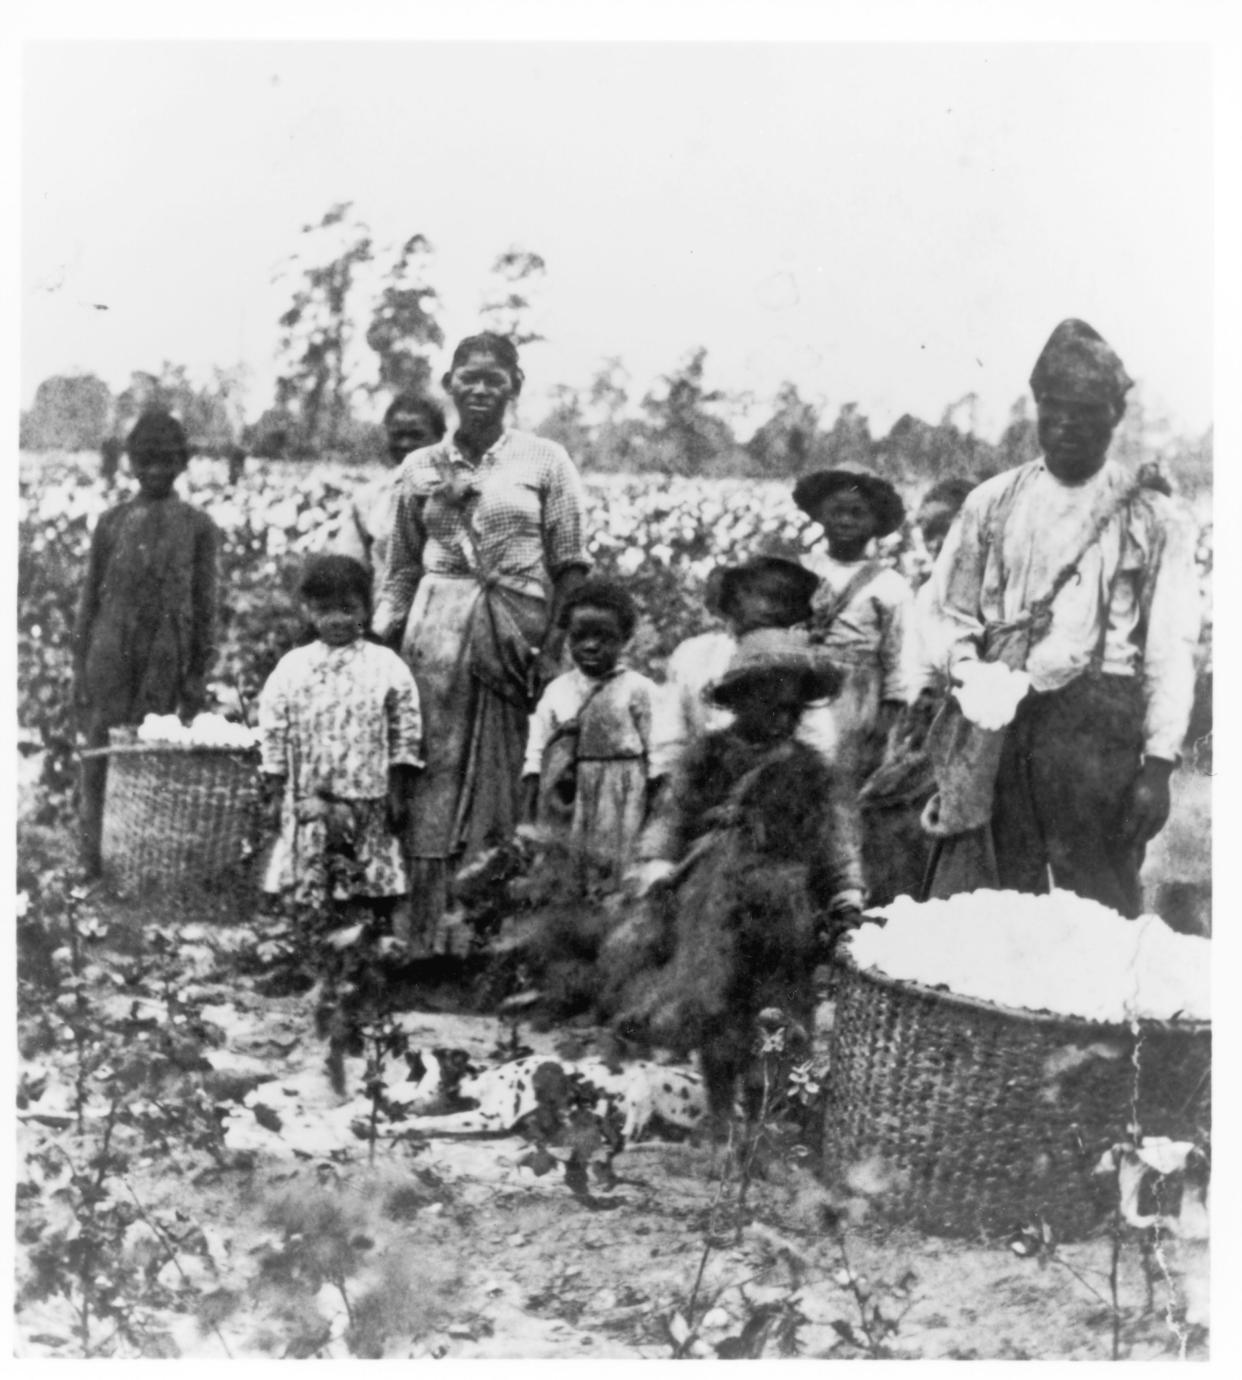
258,555,423,918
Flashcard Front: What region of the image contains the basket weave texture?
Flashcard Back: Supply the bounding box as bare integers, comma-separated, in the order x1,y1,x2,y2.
100,742,261,906
822,961,1210,1241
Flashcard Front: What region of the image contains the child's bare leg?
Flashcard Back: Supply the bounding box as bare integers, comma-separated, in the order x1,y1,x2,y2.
78,721,110,877
699,1025,743,1141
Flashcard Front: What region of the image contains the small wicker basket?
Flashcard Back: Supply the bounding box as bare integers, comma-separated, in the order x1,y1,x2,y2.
97,740,262,913
822,959,1210,1242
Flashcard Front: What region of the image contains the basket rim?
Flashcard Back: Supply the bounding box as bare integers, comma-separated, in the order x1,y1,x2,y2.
838,955,1210,1036
82,742,260,760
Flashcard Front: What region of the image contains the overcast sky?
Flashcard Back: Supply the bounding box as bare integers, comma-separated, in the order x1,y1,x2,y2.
22,40,1214,440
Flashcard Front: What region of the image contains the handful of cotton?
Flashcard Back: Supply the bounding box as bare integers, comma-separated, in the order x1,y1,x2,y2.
952,660,1031,730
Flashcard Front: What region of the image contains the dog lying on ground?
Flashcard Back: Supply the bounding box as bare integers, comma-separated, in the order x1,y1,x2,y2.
394,1048,707,1143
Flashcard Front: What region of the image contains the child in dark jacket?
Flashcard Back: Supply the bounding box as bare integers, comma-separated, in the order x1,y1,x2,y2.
73,410,220,877
608,630,864,1132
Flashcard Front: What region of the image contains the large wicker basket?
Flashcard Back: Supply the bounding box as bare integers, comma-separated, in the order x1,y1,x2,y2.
98,741,262,913
821,959,1210,1242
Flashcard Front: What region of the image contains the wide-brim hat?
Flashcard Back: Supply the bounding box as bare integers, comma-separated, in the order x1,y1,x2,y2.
714,543,820,625
792,468,905,538
710,628,842,708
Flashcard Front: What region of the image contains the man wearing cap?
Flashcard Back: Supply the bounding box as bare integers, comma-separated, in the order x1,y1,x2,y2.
920,319,1199,917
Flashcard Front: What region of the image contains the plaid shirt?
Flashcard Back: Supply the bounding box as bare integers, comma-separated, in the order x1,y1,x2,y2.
373,429,589,641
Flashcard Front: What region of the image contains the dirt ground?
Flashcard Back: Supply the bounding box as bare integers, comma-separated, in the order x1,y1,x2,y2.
14,912,1209,1360
13,758,1211,1360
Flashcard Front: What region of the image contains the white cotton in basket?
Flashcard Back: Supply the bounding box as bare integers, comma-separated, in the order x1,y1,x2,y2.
136,712,257,749
137,714,190,744
845,890,1209,1025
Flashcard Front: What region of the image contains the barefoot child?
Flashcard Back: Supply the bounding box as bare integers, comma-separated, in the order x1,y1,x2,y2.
609,631,864,1135
73,410,220,878
259,555,424,1090
522,578,672,886
258,555,423,915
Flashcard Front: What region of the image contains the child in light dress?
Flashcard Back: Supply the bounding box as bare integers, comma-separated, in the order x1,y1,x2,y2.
522,578,672,887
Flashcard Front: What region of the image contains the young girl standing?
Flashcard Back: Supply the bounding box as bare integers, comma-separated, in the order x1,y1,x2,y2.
522,578,672,886
793,469,914,785
74,410,220,878
258,555,423,916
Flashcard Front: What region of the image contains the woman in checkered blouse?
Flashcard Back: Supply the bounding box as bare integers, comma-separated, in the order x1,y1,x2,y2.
374,333,590,944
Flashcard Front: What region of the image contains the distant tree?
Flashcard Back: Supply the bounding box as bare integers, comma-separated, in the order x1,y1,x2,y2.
1112,385,1175,473
587,356,631,424
113,372,161,436
479,247,547,347
871,411,996,489
22,374,113,451
366,233,444,398
537,383,593,463
821,402,874,470
1164,426,1213,498
940,393,981,474
274,202,374,455
641,347,735,475
997,394,1039,471
585,357,644,472
746,381,823,477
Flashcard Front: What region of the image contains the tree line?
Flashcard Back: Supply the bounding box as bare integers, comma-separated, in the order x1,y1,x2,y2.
21,201,1213,494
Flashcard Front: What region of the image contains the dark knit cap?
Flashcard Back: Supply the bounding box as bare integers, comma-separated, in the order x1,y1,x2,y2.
1029,318,1134,418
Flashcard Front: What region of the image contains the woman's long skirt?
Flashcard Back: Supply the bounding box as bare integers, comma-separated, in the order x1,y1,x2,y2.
399,573,546,946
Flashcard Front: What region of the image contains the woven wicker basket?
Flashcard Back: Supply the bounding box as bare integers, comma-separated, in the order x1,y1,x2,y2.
822,960,1210,1242
98,741,262,912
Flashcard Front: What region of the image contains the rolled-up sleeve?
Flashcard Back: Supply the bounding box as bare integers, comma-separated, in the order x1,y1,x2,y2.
541,448,590,578
1141,503,1200,761
373,470,426,642
925,498,990,679
384,656,424,769
523,684,557,777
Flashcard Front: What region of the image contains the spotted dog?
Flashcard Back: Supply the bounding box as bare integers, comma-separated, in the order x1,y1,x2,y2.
397,1049,706,1143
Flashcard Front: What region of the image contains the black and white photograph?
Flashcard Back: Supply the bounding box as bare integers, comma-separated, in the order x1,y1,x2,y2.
12,6,1233,1362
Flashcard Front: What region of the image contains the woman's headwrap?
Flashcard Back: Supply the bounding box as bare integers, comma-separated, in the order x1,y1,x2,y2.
1029,319,1134,419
